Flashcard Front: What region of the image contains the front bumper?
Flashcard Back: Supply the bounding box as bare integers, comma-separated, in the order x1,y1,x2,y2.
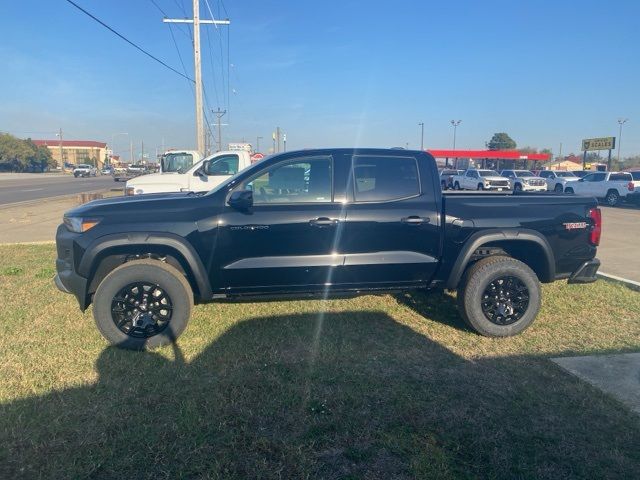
521,184,547,192
55,224,89,310
484,184,511,190
568,258,600,284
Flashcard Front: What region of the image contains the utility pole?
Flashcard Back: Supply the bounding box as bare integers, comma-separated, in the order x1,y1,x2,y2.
418,122,424,150
163,3,230,156
276,127,281,153
256,136,263,153
617,118,628,163
212,108,227,151
272,131,276,153
559,142,562,161
141,140,144,164
283,133,287,152
130,139,133,164
57,128,63,166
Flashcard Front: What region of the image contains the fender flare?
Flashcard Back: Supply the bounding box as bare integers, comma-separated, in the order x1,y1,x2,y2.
78,232,212,299
446,229,555,289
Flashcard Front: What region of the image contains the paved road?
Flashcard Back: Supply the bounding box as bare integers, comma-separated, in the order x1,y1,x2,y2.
598,205,640,282
0,174,115,206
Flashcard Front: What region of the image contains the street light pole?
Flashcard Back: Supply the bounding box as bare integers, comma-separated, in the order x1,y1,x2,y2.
617,118,628,164
450,120,461,168
418,122,424,150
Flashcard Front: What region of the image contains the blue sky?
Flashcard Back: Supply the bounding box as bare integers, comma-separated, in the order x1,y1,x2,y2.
1,0,638,158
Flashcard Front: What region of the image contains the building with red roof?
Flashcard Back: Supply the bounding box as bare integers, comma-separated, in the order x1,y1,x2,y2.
33,139,108,168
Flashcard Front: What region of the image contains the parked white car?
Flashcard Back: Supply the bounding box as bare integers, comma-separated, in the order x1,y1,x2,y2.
538,170,579,192
125,150,252,195
452,169,511,191
73,164,97,178
564,171,635,206
500,170,547,192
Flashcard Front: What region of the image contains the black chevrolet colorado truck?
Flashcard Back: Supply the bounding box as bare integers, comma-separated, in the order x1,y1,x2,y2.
55,149,601,349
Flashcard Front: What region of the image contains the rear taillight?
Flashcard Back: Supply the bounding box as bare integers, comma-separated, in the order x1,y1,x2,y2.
628,182,635,192
589,207,602,246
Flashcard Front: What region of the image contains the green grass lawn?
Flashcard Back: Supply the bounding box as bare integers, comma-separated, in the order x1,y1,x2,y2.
1,244,640,479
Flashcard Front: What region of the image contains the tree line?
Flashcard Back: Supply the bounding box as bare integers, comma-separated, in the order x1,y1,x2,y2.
0,133,55,172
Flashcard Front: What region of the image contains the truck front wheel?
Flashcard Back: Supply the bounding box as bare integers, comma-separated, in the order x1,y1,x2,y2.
457,256,541,337
93,260,193,350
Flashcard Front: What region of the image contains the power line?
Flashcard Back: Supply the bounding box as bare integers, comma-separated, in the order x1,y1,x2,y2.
148,0,191,40
64,0,193,82
204,25,221,108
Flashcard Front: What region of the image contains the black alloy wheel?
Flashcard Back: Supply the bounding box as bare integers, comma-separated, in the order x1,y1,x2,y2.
480,276,530,326
111,282,173,338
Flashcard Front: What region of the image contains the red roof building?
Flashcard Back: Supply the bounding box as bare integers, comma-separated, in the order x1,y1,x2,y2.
33,139,108,168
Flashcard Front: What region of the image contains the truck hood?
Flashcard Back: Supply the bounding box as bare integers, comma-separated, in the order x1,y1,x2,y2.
559,177,580,183
126,172,181,185
64,192,197,217
482,176,509,182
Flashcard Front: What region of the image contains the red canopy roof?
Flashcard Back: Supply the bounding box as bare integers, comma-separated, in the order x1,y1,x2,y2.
33,140,107,148
427,149,550,161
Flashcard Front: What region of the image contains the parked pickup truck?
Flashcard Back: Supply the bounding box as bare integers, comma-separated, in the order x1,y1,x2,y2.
452,169,511,191
54,148,601,350
564,171,635,207
125,150,252,195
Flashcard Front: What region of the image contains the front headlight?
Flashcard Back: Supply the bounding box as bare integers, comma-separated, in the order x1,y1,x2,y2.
63,217,101,233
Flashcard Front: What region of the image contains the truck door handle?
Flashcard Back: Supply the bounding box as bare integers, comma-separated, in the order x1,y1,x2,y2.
402,216,429,225
309,217,338,227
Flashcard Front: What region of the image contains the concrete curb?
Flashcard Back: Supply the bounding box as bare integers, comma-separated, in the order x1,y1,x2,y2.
597,272,640,292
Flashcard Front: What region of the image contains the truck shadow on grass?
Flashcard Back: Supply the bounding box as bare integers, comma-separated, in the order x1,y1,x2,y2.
2,311,640,479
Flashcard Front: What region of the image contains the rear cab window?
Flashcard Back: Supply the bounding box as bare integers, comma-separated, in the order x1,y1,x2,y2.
352,155,420,202
609,173,632,182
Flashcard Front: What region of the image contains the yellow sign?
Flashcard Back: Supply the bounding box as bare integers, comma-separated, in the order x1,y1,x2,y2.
582,137,615,151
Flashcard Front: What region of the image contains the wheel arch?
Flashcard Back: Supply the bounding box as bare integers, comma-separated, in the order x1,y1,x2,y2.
446,229,555,289
79,233,212,305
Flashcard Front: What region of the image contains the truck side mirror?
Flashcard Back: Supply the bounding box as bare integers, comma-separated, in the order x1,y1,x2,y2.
228,190,253,210
194,160,209,180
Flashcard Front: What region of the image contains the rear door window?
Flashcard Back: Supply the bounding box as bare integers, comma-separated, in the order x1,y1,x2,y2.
352,156,420,202
609,173,632,182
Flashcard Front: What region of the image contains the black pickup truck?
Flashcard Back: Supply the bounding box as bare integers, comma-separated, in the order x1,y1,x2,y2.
55,149,601,349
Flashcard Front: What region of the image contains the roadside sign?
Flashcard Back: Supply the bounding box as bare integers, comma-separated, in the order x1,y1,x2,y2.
582,137,615,151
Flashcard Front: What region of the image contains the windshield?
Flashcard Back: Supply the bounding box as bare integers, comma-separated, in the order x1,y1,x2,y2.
479,170,500,177
556,171,576,178
514,170,534,177
161,153,194,173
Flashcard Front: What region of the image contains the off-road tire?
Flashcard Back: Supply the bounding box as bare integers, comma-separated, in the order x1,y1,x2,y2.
554,183,563,193
93,260,193,350
564,187,574,194
477,183,484,191
454,181,460,190
514,183,522,192
457,255,541,337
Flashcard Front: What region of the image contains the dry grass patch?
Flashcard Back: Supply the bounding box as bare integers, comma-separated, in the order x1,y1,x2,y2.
1,244,639,479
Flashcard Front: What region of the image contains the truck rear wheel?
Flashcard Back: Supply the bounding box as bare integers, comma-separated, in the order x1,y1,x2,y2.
605,190,619,206
93,260,193,350
457,256,541,337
